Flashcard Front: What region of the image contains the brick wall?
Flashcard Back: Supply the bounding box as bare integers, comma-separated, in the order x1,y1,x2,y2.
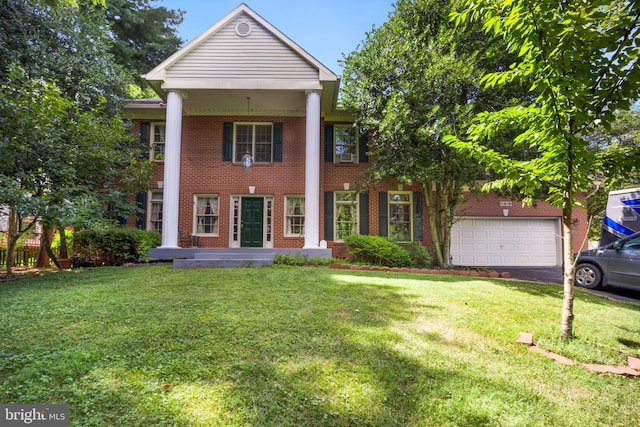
131,116,588,255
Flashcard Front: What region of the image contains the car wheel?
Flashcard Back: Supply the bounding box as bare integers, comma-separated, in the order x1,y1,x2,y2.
574,263,603,289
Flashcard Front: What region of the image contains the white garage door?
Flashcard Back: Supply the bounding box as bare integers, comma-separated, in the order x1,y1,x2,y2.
450,218,561,267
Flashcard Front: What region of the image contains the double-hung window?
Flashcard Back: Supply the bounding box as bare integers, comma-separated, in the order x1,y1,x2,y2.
388,192,412,242
194,195,219,235
148,191,163,234
334,125,358,163
335,191,358,241
285,196,305,237
150,123,165,161
235,123,273,163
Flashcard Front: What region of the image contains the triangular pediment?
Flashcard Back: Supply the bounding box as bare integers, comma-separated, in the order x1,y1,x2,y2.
145,4,338,91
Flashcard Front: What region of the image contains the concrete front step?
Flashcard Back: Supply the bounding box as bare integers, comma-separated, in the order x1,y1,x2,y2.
173,258,274,269
147,247,332,269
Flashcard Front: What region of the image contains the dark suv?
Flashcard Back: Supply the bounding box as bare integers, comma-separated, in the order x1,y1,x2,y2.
574,231,640,290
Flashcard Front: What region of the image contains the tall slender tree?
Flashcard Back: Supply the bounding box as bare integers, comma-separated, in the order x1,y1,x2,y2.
447,0,640,339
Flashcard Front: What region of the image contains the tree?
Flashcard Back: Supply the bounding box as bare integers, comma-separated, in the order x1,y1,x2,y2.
447,0,640,339
0,1,152,273
105,0,184,87
340,0,527,266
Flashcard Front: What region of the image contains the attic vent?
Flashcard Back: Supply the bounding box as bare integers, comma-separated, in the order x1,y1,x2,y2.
235,22,252,37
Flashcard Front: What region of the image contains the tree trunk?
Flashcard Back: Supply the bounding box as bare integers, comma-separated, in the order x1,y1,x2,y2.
37,226,60,268
424,184,445,266
36,227,52,268
58,227,69,259
5,209,19,275
560,205,575,340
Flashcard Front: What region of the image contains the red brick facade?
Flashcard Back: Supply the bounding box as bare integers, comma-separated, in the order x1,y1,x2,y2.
129,116,588,258
126,3,589,266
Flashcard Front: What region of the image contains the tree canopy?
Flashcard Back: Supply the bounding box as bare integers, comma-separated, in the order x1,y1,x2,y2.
0,0,152,272
105,0,184,87
447,0,640,339
340,0,528,266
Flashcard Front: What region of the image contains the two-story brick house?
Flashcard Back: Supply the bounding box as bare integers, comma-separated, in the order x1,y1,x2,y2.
126,3,587,267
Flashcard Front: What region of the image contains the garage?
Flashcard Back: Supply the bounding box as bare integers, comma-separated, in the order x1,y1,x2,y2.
450,218,561,267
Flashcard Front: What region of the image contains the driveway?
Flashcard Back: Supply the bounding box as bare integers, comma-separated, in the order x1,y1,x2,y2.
493,267,640,304
494,267,563,284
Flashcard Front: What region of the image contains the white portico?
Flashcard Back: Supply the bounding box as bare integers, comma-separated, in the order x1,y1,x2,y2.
143,3,341,250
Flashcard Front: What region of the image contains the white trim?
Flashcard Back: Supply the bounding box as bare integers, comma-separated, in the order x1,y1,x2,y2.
150,122,166,162
388,191,413,242
233,122,274,163
333,124,359,164
193,194,220,236
159,90,183,248
159,79,324,91
304,89,321,248
228,194,274,248
147,190,163,234
145,4,337,83
334,191,359,242
284,195,305,238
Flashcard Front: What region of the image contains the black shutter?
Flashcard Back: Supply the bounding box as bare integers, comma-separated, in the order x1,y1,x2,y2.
359,191,369,235
136,192,148,229
413,191,423,241
324,124,334,162
273,122,283,162
139,122,150,159
359,131,369,163
324,191,334,240
378,192,388,237
223,122,233,161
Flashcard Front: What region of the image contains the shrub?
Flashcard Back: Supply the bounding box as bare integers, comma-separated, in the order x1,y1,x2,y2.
402,242,433,268
72,227,161,267
344,235,412,267
273,254,336,266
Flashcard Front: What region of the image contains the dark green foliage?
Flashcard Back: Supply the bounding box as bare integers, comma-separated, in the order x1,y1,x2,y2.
105,0,184,86
344,235,412,267
401,242,433,268
72,228,160,266
340,0,528,266
273,254,336,266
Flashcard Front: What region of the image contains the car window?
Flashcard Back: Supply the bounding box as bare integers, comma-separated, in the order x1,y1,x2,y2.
622,237,640,250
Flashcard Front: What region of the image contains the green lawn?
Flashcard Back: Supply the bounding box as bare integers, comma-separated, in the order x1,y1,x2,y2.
1,265,639,426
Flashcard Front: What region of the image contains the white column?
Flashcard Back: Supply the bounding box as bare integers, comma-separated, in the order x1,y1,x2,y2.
160,90,184,248
304,89,321,248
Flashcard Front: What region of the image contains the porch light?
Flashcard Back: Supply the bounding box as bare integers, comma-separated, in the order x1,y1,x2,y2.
241,150,253,173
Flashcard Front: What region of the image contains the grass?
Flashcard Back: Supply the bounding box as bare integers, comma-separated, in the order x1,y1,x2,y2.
1,265,639,426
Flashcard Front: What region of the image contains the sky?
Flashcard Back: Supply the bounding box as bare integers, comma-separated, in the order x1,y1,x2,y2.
159,0,396,74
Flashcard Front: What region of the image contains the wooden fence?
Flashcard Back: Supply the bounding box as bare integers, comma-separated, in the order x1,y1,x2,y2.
0,247,63,268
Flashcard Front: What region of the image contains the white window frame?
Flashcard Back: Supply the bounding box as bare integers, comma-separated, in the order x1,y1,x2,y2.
388,191,413,242
234,122,274,163
193,195,220,236
284,196,305,237
334,125,358,164
150,123,166,162
228,195,274,249
334,191,359,242
148,190,163,234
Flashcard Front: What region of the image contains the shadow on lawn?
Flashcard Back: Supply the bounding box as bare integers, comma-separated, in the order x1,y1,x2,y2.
488,274,640,312
0,267,559,426
93,283,551,424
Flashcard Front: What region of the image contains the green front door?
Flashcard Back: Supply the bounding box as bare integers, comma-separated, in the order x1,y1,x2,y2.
241,197,264,247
